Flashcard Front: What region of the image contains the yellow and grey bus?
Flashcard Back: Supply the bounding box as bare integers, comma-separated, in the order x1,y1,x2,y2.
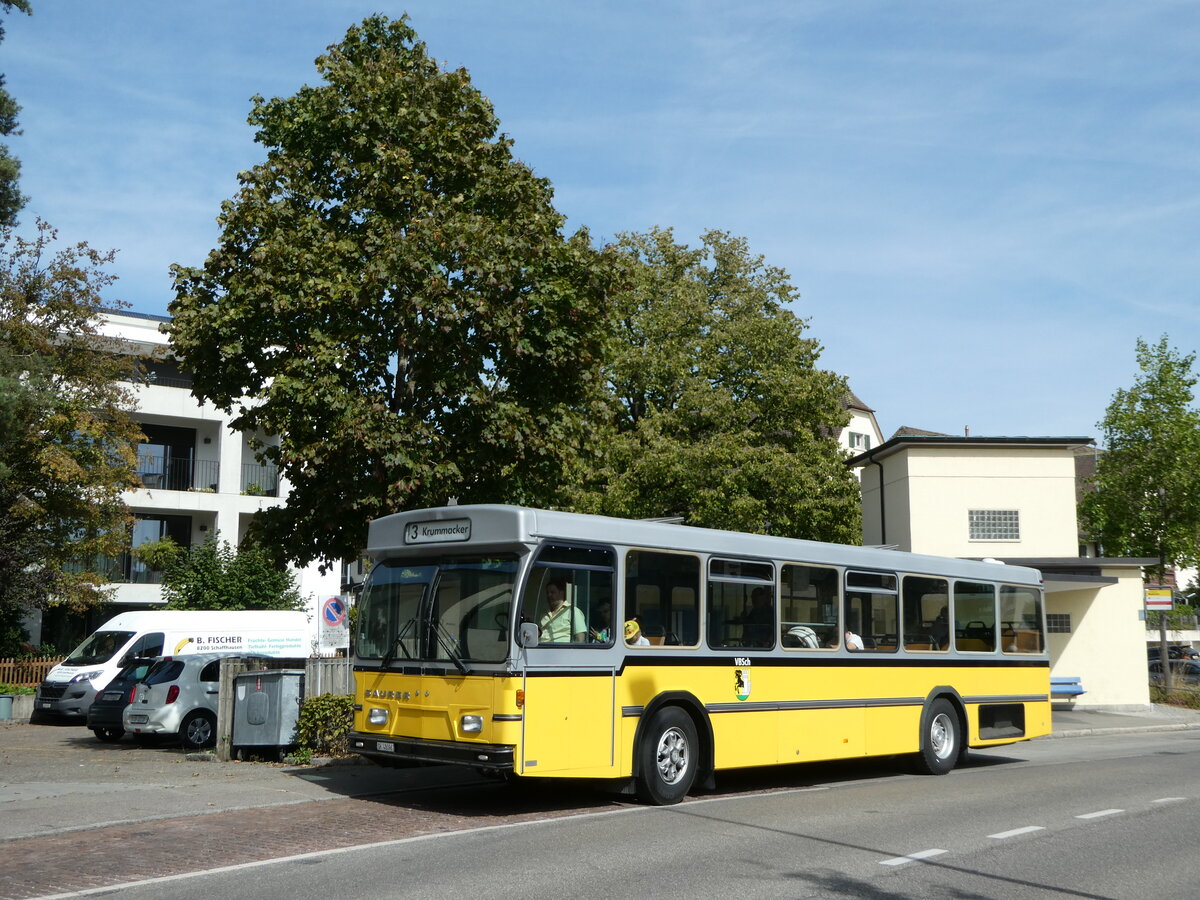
348,505,1049,804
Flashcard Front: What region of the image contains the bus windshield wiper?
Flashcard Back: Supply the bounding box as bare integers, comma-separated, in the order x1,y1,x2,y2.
381,618,417,668
431,622,471,675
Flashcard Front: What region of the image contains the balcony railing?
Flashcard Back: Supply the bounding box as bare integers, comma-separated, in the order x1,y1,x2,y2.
136,457,220,493
242,463,280,497
63,554,163,585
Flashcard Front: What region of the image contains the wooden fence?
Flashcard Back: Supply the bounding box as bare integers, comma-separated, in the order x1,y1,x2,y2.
0,654,353,697
0,656,64,687
214,655,355,760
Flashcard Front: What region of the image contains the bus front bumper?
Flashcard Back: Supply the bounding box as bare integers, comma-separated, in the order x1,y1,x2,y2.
349,732,516,771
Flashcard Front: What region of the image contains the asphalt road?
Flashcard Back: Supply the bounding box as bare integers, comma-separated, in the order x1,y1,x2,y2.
6,721,1200,899
86,729,1200,900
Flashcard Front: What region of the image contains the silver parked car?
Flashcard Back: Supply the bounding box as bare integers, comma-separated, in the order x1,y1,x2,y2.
123,653,263,749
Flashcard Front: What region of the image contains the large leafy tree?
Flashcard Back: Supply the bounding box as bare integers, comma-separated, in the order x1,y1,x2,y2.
0,221,142,652
1079,335,1200,572
169,15,615,568
0,1,31,225
570,228,861,543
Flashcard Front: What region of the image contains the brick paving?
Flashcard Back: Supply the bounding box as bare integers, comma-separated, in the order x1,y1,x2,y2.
0,780,626,900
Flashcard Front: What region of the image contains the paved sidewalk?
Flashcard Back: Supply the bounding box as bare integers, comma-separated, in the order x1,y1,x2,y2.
1050,702,1200,737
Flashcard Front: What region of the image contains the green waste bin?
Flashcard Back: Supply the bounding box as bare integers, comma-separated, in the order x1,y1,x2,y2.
0,695,13,722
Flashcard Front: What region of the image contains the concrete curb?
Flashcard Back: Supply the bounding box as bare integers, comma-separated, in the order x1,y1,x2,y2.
1048,721,1200,739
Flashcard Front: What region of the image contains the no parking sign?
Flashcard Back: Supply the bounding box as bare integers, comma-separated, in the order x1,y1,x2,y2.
319,596,349,650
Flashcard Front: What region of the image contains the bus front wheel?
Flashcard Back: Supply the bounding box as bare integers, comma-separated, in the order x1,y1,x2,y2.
636,707,698,805
913,698,961,776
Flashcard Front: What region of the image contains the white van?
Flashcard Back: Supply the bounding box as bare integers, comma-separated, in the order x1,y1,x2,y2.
35,610,313,719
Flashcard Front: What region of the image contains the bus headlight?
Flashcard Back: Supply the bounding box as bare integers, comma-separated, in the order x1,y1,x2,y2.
368,707,389,726
460,714,483,734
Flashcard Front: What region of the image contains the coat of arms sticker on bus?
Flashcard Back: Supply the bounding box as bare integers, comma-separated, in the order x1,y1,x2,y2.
734,668,751,701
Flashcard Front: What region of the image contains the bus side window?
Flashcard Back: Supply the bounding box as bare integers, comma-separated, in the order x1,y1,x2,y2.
520,545,615,646
1000,585,1043,653
780,563,839,649
901,576,948,651
845,570,899,653
954,581,997,652
625,550,701,647
707,559,774,650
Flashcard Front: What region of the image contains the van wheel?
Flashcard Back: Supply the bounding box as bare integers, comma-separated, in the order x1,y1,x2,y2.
636,707,698,805
913,699,960,775
92,726,124,743
181,711,217,750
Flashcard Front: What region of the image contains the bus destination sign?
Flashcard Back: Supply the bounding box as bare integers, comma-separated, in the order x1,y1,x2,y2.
405,518,472,545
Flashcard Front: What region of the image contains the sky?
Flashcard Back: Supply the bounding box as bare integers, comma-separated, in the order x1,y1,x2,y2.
5,1,1198,441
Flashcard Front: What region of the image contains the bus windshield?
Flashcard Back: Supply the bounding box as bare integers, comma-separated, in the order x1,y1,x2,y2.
355,556,518,666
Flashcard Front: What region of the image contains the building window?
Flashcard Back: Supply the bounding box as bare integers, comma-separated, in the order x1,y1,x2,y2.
968,509,1020,541
848,432,871,450
1046,613,1071,633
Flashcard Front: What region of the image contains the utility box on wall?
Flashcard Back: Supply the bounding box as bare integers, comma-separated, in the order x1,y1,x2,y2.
232,669,304,749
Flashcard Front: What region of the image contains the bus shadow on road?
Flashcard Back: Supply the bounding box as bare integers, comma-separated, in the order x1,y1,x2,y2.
279,746,1034,819
704,748,1026,798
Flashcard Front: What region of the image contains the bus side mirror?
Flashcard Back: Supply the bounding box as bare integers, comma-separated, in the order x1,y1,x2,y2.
517,623,539,648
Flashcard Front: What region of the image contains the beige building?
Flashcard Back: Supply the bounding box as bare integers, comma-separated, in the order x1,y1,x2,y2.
850,433,1152,710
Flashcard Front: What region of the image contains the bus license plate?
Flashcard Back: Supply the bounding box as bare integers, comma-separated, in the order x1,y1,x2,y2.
377,741,395,753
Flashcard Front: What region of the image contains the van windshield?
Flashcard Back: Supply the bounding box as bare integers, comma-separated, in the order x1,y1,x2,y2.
64,630,135,666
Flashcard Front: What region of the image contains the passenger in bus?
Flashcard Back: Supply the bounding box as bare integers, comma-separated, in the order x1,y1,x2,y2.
741,587,774,647
539,578,587,643
590,600,612,643
844,630,864,650
930,607,950,649
624,619,650,646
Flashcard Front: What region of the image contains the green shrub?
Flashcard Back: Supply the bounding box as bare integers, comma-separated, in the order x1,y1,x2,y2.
0,682,35,695
1151,684,1200,709
295,693,355,757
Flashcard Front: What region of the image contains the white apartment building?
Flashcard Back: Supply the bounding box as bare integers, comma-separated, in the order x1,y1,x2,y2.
30,310,340,648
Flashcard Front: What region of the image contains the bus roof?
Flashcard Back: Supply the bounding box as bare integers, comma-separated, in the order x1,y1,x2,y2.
367,504,1043,587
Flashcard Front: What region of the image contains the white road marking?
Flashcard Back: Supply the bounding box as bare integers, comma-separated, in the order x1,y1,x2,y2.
1076,809,1123,819
988,825,1045,839
1152,797,1187,804
880,848,948,866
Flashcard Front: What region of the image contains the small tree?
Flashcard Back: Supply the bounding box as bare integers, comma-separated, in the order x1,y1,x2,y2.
571,228,861,543
0,222,142,654
159,537,305,612
1079,336,1200,691
1079,335,1200,571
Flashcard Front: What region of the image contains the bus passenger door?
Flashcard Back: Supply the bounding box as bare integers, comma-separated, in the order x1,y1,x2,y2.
520,667,616,775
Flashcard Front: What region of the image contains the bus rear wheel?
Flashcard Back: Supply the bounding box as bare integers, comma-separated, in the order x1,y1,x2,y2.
913,698,961,776
636,707,698,805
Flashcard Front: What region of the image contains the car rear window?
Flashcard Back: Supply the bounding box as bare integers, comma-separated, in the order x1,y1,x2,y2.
143,660,185,685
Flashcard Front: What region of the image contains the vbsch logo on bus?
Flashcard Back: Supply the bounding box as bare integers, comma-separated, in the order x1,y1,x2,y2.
734,668,751,701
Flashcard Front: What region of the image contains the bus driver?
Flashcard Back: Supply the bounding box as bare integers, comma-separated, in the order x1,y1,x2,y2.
539,577,587,643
